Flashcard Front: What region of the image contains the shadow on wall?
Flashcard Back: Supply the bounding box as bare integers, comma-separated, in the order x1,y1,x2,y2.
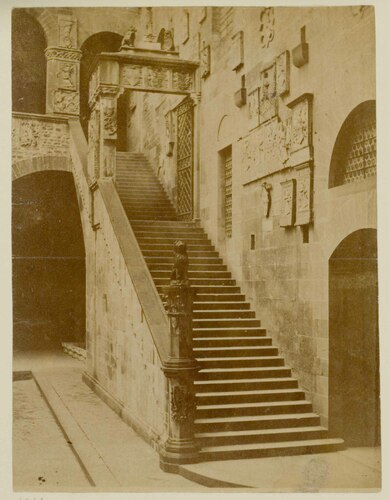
12,171,86,350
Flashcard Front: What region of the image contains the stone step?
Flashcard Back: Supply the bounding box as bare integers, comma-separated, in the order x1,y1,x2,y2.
193,336,273,348
193,326,265,337
147,263,227,271
194,345,278,357
140,237,212,246
194,377,299,393
155,278,236,287
197,366,292,381
133,227,205,236
150,250,219,259
196,400,313,419
197,438,344,462
194,412,321,432
195,425,329,447
195,293,245,302
196,356,284,369
196,388,305,405
140,243,215,252
192,310,255,319
193,301,249,310
193,318,260,328
131,220,199,228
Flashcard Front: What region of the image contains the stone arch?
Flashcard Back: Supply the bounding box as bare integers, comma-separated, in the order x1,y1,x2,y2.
12,169,86,350
328,228,380,446
328,100,376,188
12,9,47,113
35,8,58,46
217,114,232,145
12,156,72,181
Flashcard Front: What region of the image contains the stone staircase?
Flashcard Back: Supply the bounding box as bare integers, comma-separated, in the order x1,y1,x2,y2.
115,151,344,461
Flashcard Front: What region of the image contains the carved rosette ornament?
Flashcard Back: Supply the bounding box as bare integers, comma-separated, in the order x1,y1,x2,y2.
259,7,275,48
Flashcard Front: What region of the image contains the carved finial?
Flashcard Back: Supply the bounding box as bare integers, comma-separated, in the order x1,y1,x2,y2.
170,240,189,284
120,26,137,50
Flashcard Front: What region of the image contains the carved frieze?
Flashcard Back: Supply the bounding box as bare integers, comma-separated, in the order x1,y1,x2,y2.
231,31,244,71
248,88,260,130
172,70,193,92
276,50,290,97
170,385,196,423
259,7,275,48
201,43,211,79
295,163,312,225
146,66,169,89
52,89,79,115
121,65,142,87
58,16,77,49
57,61,77,91
280,179,296,227
45,47,82,61
260,65,277,124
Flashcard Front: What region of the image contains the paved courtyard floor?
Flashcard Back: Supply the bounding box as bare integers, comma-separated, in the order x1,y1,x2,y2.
12,349,382,493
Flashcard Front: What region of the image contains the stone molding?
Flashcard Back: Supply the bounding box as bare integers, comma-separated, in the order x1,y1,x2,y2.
45,47,82,61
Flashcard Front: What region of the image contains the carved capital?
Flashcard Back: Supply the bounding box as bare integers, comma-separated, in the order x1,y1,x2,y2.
45,47,82,61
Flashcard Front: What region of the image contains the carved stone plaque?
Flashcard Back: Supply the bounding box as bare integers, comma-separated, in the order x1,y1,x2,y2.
120,65,142,87
52,89,79,114
280,179,296,227
248,88,260,130
276,50,290,97
288,94,312,153
146,66,169,89
259,65,277,124
295,163,312,225
102,100,117,139
231,31,244,71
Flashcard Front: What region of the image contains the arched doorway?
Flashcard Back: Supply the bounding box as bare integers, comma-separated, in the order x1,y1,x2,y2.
329,228,380,446
12,171,86,350
79,31,123,136
12,10,46,114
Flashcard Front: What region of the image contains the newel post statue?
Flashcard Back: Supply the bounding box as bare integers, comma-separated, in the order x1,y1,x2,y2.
160,241,200,471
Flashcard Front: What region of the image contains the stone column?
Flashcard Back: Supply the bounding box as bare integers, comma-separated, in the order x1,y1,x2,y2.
88,59,120,182
45,14,81,116
160,242,200,471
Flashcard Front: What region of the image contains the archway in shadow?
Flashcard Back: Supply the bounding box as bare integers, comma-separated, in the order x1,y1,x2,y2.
12,9,46,114
80,31,123,136
329,228,380,446
12,171,86,350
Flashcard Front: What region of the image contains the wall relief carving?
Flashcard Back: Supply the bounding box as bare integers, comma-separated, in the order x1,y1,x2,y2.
146,66,169,89
121,65,142,87
57,61,77,91
52,89,79,114
280,179,296,227
58,16,77,49
259,7,275,48
276,50,290,97
19,120,40,148
103,103,117,138
248,88,260,130
260,65,277,124
295,163,312,225
288,94,313,158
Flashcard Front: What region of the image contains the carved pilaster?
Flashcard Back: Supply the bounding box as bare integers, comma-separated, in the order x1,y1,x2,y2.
160,242,200,471
45,47,81,115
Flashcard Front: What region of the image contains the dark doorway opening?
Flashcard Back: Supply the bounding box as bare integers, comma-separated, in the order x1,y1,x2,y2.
80,31,123,136
12,171,86,350
329,228,380,446
12,10,47,114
